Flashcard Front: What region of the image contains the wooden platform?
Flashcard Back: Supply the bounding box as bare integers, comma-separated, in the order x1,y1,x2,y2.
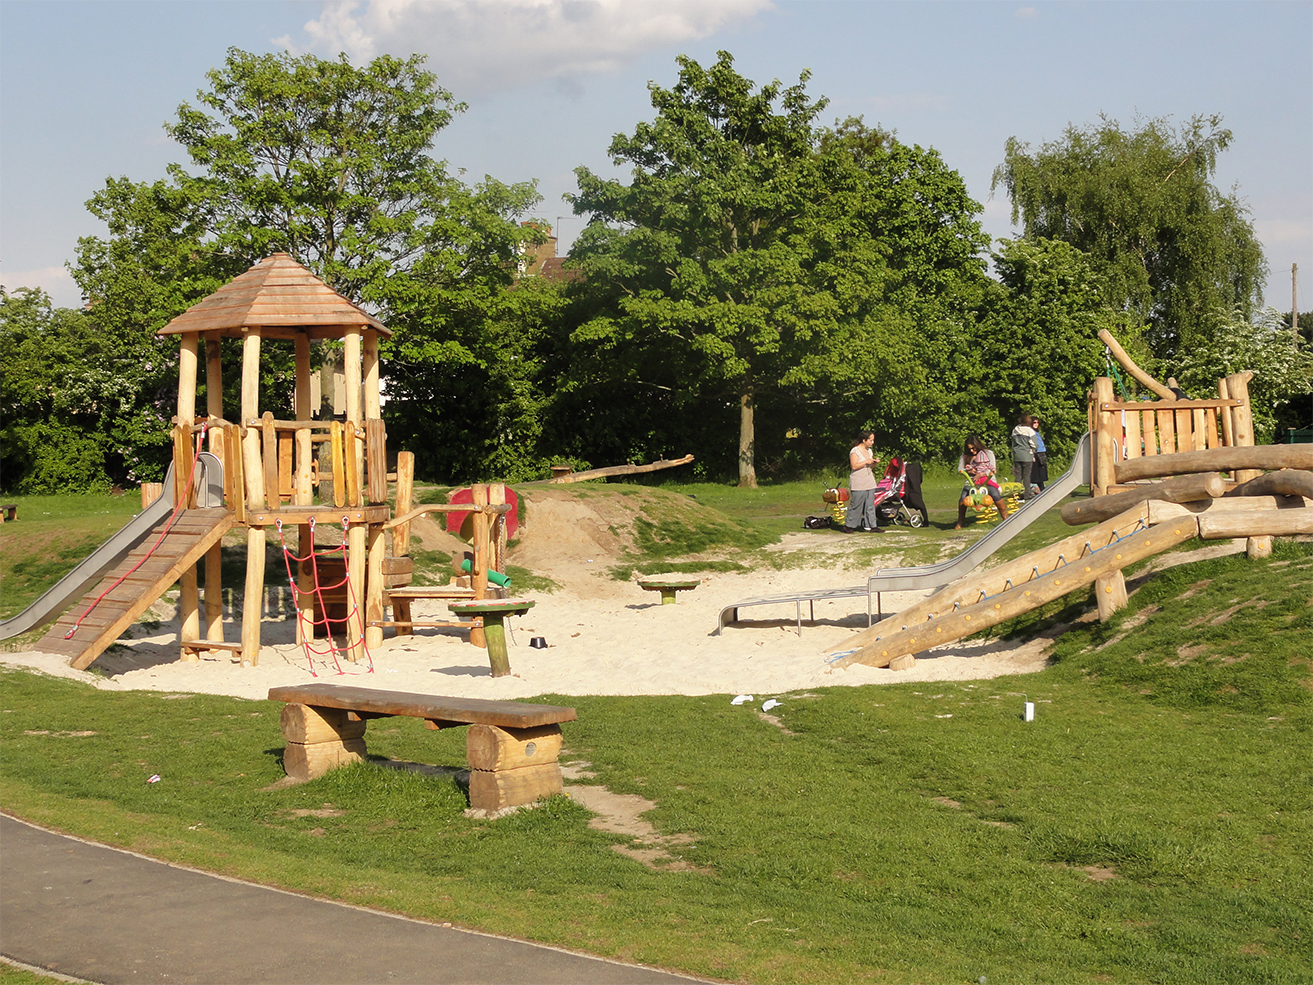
36,508,234,669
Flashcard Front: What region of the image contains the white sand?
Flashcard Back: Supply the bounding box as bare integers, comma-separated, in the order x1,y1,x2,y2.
2,523,1053,703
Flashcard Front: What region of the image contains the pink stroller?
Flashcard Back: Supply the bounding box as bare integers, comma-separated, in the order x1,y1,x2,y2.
872,458,927,528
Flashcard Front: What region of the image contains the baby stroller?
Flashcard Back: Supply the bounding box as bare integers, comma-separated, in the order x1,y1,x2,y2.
873,458,928,528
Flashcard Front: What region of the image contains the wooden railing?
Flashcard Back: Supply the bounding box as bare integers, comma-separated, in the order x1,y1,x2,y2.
1089,371,1256,495
171,414,389,519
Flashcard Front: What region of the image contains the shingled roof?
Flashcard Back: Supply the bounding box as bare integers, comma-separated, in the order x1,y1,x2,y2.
157,253,390,339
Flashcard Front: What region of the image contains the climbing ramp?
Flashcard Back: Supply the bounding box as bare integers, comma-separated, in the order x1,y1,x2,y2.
825,511,1199,670
34,503,233,670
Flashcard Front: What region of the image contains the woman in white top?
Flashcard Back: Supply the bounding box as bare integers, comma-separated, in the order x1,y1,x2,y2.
844,431,883,532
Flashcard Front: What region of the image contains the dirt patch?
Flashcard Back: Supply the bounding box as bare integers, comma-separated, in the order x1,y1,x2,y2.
562,760,708,873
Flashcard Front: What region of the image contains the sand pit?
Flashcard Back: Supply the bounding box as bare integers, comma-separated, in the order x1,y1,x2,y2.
2,488,1056,701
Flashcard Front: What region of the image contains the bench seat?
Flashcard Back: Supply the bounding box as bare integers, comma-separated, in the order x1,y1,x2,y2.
269,684,577,811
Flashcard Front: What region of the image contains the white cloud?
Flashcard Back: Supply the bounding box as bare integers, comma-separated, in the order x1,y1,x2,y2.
285,0,773,95
0,265,82,310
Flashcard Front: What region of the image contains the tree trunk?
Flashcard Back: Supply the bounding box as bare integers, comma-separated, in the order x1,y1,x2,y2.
738,386,757,488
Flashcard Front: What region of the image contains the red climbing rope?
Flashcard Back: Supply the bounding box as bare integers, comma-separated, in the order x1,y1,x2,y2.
275,517,374,676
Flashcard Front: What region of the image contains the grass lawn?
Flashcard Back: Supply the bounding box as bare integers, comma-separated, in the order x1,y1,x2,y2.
1,486,1309,984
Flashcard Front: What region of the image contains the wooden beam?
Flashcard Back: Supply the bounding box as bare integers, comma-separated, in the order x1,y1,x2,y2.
1198,511,1313,540
1115,445,1313,483
545,454,695,483
1097,329,1174,398
1061,472,1226,525
1226,469,1313,501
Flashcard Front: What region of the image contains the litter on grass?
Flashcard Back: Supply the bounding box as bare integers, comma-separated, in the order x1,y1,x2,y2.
731,694,753,705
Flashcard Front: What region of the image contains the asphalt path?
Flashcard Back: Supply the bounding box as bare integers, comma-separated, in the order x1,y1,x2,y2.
0,813,706,985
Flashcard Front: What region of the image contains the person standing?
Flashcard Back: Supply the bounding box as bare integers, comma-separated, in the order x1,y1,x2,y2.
1029,415,1048,492
845,431,882,533
1010,413,1038,501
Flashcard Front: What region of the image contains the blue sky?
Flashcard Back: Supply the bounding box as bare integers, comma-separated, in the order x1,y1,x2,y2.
2,0,1309,312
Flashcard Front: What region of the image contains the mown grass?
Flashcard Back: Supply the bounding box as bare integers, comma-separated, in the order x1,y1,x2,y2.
2,487,1309,983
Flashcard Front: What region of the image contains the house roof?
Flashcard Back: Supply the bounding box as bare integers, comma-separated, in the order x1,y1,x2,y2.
157,253,390,340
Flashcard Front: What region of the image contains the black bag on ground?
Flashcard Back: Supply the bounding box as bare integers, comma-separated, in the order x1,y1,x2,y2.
803,515,832,530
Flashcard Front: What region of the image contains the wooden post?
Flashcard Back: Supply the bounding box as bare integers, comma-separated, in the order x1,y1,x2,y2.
346,519,367,662
1217,378,1235,447
240,331,261,423
392,452,415,558
242,426,266,667
366,522,386,649
489,483,507,577
295,332,315,646
204,332,225,648
205,332,224,457
470,485,489,649
330,421,346,508
1095,570,1129,622
344,328,363,502
1224,370,1264,557
1092,377,1117,496
140,483,163,509
363,330,381,419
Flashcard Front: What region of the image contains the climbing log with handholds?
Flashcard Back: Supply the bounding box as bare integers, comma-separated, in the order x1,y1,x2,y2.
829,519,1199,671
1062,472,1226,526
1197,510,1313,540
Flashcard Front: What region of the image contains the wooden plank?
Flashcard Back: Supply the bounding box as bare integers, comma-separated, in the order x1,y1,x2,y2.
1124,409,1142,460
1100,398,1242,411
331,421,346,508
267,684,577,728
366,418,387,506
392,451,415,557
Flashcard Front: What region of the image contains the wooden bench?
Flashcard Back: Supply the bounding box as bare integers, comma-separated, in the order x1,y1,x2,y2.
269,684,577,812
0,504,16,523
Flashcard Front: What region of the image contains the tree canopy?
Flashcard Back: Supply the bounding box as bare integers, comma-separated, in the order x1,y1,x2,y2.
993,114,1266,360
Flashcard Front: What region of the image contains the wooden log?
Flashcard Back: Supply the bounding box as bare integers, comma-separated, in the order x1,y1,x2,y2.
140,482,164,509
829,506,1154,655
1145,495,1310,524
1198,511,1313,540
365,522,386,650
346,521,367,662
466,723,563,772
204,542,224,644
830,519,1199,670
1097,330,1175,398
282,737,368,782
467,763,563,812
281,703,367,744
1248,536,1273,560
205,333,224,458
1114,446,1313,483
1062,472,1225,525
177,333,198,421
546,454,695,483
470,485,489,649
1095,570,1129,622
1226,469,1313,501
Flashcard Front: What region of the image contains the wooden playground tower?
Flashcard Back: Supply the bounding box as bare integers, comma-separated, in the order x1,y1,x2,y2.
157,253,504,667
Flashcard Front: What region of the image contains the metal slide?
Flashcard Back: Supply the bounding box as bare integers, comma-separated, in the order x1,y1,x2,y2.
0,454,225,642
715,434,1092,633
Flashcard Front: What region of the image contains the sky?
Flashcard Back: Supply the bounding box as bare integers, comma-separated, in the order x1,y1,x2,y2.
2,0,1310,312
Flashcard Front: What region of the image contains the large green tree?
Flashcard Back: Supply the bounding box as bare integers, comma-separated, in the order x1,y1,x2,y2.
70,48,541,483
993,114,1266,360
567,52,840,487
564,54,992,484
